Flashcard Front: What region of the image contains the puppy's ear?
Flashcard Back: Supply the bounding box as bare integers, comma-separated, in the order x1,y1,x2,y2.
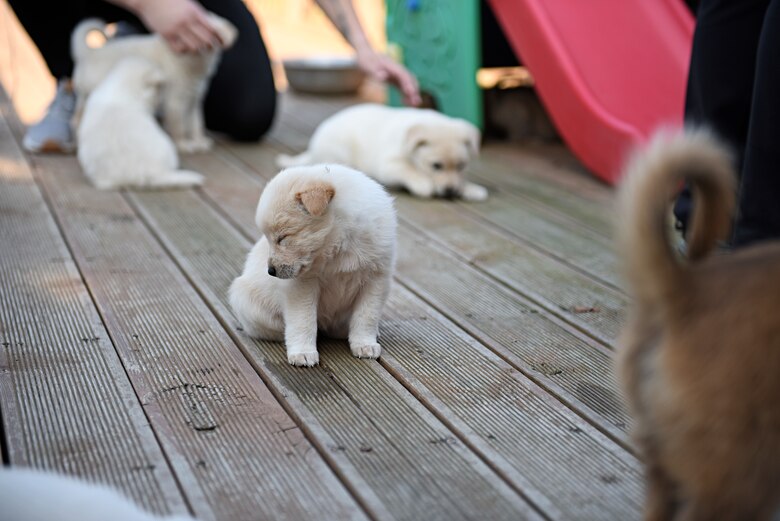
403,124,429,157
460,121,481,157
296,181,335,216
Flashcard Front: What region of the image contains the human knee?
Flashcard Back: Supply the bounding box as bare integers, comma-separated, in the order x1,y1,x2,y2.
226,100,276,142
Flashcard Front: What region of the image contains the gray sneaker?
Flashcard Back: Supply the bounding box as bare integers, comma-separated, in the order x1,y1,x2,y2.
22,80,76,154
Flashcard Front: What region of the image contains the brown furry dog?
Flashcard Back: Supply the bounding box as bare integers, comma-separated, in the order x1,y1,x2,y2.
616,130,780,521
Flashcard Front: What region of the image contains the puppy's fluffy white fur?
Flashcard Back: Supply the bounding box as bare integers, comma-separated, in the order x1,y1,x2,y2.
229,164,397,367
77,57,204,190
0,467,195,521
71,15,237,152
277,104,488,201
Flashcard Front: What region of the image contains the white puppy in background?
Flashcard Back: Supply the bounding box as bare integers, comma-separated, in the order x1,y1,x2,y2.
77,57,204,190
71,15,237,152
0,467,195,521
277,104,488,201
229,164,397,367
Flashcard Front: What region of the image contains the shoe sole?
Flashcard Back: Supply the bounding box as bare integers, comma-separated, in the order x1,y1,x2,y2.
24,139,75,154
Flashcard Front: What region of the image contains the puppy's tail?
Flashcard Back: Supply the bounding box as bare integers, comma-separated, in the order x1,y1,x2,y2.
617,129,735,312
276,151,314,168
71,18,108,63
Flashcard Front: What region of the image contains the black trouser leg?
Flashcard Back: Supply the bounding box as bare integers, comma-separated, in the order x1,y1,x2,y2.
7,0,142,79
672,0,769,235
7,0,276,140
732,0,780,246
198,0,277,141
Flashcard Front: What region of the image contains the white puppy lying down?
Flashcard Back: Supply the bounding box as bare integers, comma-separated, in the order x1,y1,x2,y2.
0,467,195,521
77,57,204,190
71,15,237,152
277,104,489,201
229,164,397,367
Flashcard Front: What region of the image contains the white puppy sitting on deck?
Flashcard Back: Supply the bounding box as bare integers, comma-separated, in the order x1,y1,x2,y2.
276,104,488,201
77,57,204,190
229,164,397,367
71,15,237,152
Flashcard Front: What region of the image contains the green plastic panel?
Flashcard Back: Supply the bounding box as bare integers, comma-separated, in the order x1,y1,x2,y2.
386,0,483,128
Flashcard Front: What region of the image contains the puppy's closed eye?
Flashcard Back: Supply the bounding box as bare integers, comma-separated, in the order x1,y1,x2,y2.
431,162,444,171
276,234,288,245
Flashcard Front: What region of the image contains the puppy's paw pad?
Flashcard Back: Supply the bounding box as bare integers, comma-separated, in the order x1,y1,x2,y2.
288,351,319,367
350,342,381,359
463,184,489,202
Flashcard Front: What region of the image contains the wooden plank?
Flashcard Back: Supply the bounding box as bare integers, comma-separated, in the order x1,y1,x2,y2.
395,197,625,335
0,108,187,515
217,142,631,439
132,170,541,521
451,193,621,288
489,141,612,202
465,154,614,245
130,176,643,521
27,154,366,521
379,292,642,520
392,229,629,431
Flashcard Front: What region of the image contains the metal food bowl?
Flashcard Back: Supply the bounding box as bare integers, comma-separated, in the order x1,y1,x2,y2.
282,56,367,95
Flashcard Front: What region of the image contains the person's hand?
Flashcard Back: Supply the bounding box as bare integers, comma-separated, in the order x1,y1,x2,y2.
133,0,223,53
356,49,422,106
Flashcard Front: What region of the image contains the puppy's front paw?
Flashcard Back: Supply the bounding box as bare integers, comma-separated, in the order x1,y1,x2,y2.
176,137,213,153
350,341,381,359
405,179,435,199
287,351,319,367
462,183,489,202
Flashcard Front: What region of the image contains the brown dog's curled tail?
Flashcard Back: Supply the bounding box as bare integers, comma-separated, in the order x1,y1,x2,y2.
617,129,736,312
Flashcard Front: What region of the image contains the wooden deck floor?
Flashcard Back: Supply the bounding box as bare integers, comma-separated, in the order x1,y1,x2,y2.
0,88,640,521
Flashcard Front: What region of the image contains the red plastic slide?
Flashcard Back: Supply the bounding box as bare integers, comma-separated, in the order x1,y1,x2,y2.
487,0,694,184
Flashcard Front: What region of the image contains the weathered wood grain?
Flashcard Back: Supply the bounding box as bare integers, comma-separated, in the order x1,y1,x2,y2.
474,146,614,236
0,109,187,515
450,193,620,288
393,197,625,338
27,154,365,521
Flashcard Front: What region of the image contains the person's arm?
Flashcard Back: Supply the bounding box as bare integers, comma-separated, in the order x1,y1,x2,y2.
105,0,222,53
314,0,421,106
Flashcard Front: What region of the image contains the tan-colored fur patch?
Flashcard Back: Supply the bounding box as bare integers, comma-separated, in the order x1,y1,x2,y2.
296,182,335,216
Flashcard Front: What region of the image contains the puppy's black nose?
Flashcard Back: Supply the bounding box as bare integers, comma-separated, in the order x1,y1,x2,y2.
442,187,459,200
267,266,277,277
